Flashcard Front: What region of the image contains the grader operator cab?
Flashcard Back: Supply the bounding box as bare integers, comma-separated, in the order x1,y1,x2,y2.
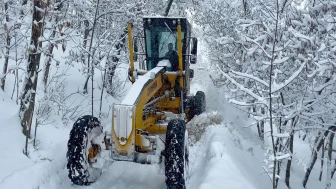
66,17,205,189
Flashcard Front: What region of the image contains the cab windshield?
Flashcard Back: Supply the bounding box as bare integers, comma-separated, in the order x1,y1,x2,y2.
145,27,184,70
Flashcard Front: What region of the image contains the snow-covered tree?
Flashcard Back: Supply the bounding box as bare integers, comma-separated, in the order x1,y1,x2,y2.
0,0,30,92
0,0,11,91
20,0,44,137
193,0,336,188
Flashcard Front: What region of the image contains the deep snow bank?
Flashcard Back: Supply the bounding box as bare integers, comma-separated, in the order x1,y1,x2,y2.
187,113,272,189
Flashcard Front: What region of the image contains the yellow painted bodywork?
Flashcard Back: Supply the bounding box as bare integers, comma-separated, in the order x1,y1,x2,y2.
112,22,190,155
127,23,135,83
111,105,136,156
177,24,184,89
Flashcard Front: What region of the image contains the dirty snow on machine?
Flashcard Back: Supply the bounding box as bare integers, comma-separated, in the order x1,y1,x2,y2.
66,115,103,185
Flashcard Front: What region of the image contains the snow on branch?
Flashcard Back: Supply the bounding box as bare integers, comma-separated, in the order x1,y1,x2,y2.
275,153,291,160
313,77,336,92
245,36,272,58
95,9,126,21
273,133,290,138
229,99,254,106
317,43,326,52
271,63,306,93
216,37,234,45
217,65,266,104
0,66,25,79
299,115,336,127
288,27,314,43
231,70,269,87
263,57,289,65
301,111,329,117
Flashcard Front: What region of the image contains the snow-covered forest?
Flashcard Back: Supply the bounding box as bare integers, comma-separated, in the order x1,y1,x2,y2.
0,0,336,189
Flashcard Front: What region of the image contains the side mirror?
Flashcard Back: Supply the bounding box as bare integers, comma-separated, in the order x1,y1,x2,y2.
189,69,194,79
190,38,197,64
190,55,197,64
191,38,197,55
133,37,138,61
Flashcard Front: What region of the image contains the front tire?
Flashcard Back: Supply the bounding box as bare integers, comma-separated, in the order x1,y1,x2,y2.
66,115,103,185
165,119,188,189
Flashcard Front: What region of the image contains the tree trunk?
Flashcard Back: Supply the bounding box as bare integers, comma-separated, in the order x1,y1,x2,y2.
253,106,262,138
43,42,54,88
331,159,336,179
83,19,90,50
82,19,91,94
43,1,63,88
21,0,28,16
319,140,325,181
1,2,10,91
24,123,31,155
163,0,174,16
275,161,280,187
303,127,333,187
276,119,282,188
105,30,127,95
242,0,250,17
12,34,19,104
20,0,44,137
33,118,38,147
260,107,265,141
285,132,294,188
283,117,297,188
83,0,101,96
325,131,334,189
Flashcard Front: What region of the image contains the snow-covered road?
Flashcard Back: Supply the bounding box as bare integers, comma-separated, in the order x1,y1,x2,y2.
0,63,273,189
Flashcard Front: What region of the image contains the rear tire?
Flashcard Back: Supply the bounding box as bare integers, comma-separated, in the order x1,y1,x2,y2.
66,115,103,185
165,119,187,189
187,91,206,120
194,91,206,116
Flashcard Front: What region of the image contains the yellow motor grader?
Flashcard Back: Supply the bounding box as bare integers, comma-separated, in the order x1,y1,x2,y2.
66,17,205,189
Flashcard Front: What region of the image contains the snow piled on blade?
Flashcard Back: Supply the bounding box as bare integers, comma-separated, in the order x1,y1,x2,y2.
187,121,270,189
187,111,223,144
